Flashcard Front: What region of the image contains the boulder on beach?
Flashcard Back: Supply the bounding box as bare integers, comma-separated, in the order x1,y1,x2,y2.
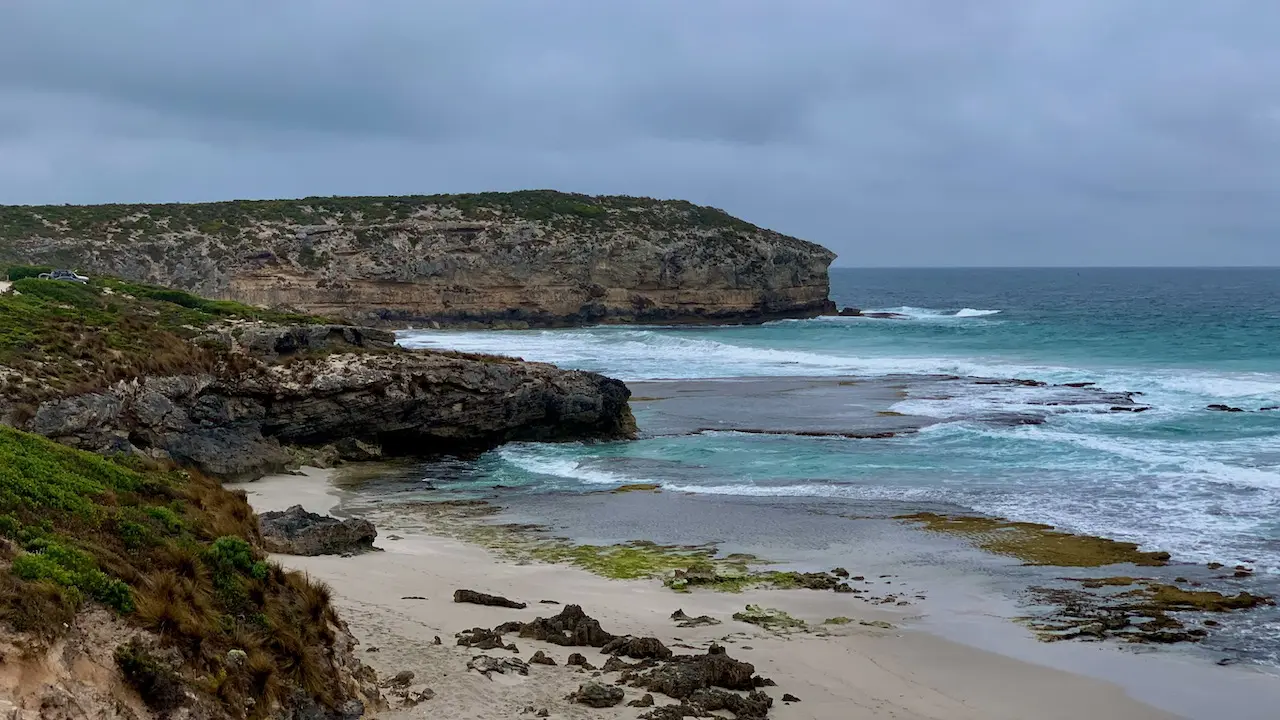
454,588,527,609
258,504,377,556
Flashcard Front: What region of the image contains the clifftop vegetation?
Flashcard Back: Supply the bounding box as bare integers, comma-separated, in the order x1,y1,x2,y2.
0,267,316,405
0,190,765,246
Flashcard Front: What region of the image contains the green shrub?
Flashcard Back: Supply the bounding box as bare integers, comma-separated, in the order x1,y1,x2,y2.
6,265,52,281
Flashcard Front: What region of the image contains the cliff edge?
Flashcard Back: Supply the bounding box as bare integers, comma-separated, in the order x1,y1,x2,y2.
0,191,837,327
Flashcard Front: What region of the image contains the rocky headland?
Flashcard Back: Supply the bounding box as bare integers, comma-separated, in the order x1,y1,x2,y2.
0,191,837,328
0,272,634,481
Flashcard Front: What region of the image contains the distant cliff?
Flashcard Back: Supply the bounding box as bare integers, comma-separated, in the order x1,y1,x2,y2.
0,191,836,327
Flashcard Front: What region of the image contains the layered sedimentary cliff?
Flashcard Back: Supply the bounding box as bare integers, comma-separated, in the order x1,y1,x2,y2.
0,191,837,327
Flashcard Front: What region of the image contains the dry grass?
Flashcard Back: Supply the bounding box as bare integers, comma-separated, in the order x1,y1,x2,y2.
0,426,354,718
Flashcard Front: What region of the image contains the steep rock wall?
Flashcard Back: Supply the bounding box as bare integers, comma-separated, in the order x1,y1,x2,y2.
0,192,837,327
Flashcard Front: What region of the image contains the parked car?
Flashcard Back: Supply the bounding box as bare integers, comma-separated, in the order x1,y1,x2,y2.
38,269,89,283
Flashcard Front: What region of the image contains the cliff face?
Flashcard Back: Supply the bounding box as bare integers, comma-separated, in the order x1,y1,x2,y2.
0,191,837,327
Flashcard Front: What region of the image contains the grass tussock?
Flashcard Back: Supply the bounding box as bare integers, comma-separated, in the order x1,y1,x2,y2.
0,425,353,718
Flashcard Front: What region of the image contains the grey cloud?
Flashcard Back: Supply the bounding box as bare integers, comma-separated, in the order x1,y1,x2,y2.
0,0,1277,265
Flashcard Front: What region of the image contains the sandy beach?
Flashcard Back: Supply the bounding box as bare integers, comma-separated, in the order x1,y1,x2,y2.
241,469,1188,720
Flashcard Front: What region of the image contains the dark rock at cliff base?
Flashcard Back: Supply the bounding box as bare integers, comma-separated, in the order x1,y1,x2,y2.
1207,404,1245,412
517,605,616,647
454,589,527,609
600,635,673,660
837,307,862,316
334,437,383,461
860,312,908,319
568,682,625,708
259,505,376,556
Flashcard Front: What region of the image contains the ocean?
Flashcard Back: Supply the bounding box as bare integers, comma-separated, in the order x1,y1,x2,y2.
390,267,1280,669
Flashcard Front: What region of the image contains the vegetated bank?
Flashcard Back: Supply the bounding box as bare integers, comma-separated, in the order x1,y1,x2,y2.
0,191,837,328
0,425,382,719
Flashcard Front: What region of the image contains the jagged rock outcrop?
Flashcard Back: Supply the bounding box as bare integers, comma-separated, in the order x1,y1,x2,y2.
20,329,634,480
0,191,837,327
259,505,378,556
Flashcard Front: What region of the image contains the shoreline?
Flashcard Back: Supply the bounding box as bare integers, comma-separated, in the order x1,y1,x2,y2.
238,468,1245,720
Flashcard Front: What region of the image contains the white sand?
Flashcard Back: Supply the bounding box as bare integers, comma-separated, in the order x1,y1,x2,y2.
245,469,1175,720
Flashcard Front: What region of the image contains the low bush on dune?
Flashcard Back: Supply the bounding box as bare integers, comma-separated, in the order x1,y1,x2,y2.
0,425,350,717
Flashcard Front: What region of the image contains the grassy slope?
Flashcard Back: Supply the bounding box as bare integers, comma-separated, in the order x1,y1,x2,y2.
0,268,316,405
0,425,350,716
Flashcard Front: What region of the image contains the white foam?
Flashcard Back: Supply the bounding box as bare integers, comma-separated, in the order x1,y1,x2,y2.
498,446,647,486
954,308,1002,318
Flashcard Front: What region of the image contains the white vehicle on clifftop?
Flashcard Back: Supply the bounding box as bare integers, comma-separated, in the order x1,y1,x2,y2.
37,269,90,283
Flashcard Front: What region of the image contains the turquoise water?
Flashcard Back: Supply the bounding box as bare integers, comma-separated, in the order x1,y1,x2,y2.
399,268,1280,577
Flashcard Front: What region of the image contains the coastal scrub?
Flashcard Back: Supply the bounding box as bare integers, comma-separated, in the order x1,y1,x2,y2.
0,425,360,717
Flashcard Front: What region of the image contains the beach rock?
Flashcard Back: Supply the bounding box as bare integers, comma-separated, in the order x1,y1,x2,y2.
628,694,656,708
782,693,801,703
834,583,854,593
453,588,528,609
646,689,771,720
831,567,850,578
568,681,625,708
601,635,674,660
529,650,557,666
566,653,597,670
519,604,616,647
602,656,654,673
382,671,415,688
1207,404,1245,412
258,505,377,556
467,655,529,678
622,643,757,699
456,628,508,651
732,605,806,631
671,609,722,628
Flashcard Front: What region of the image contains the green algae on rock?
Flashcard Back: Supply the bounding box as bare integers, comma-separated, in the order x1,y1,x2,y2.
609,483,663,494
896,512,1171,567
732,605,807,632
1023,577,1273,644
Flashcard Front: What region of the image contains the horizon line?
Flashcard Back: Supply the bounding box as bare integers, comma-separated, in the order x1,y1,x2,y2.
829,265,1280,270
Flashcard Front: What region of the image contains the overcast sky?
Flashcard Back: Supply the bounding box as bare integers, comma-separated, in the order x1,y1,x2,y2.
1,1,1277,266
